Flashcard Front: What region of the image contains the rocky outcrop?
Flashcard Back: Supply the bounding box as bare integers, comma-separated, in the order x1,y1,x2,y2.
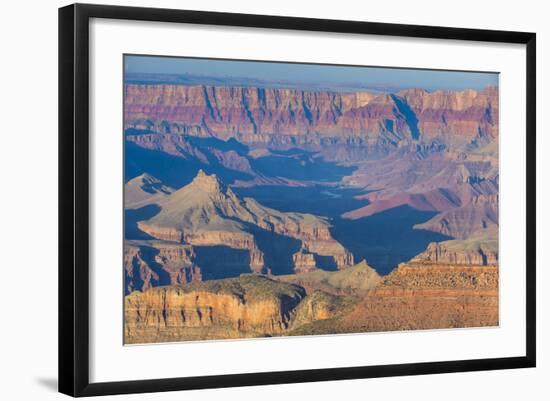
343,152,498,220
137,170,353,273
382,262,498,289
125,85,380,138
292,248,318,273
398,86,498,142
124,275,306,343
124,240,201,294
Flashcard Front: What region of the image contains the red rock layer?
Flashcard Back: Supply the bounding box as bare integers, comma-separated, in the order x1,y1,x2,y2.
124,242,202,294
125,84,498,145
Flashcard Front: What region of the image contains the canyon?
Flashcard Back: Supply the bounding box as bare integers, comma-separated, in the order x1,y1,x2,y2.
123,76,499,343
125,259,498,343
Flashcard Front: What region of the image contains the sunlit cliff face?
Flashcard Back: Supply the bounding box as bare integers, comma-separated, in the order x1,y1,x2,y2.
123,78,499,343
124,84,498,145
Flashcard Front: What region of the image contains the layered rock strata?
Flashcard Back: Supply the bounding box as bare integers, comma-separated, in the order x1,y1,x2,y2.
125,84,498,149
124,275,306,343
292,248,318,273
125,173,173,209
339,261,499,332
410,240,498,265
124,240,202,294
137,170,353,274
414,194,498,239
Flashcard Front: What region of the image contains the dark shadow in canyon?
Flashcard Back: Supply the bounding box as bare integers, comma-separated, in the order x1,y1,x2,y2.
125,131,358,188
124,204,161,240
193,246,252,280
124,136,453,277
330,205,453,275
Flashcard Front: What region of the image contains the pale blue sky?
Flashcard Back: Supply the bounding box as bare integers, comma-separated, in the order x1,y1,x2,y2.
125,55,498,92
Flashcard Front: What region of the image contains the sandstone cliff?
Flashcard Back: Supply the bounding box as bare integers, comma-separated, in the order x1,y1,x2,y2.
398,86,498,142
125,173,173,209
410,238,498,265
343,151,498,220
292,247,318,273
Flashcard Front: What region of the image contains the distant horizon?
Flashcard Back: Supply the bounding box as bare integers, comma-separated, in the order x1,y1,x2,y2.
125,55,499,92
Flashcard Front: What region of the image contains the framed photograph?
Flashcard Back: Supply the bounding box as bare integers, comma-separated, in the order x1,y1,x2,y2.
58,3,536,397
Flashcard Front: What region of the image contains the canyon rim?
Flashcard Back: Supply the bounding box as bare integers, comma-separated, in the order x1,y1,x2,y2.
123,55,499,344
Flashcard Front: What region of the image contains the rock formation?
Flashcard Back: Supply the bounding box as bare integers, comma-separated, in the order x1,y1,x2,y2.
124,275,306,343
124,173,173,209
126,132,255,177
383,262,498,289
410,238,498,266
124,260,498,343
414,194,498,239
122,77,501,343
291,259,498,336
292,247,318,273
137,170,353,274
125,84,497,151
125,82,499,226
124,240,201,294
343,152,498,220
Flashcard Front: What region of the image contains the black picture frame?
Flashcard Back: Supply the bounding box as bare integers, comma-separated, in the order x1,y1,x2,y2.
59,3,536,397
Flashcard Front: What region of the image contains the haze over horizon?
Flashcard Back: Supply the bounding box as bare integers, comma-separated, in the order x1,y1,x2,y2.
124,55,499,92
